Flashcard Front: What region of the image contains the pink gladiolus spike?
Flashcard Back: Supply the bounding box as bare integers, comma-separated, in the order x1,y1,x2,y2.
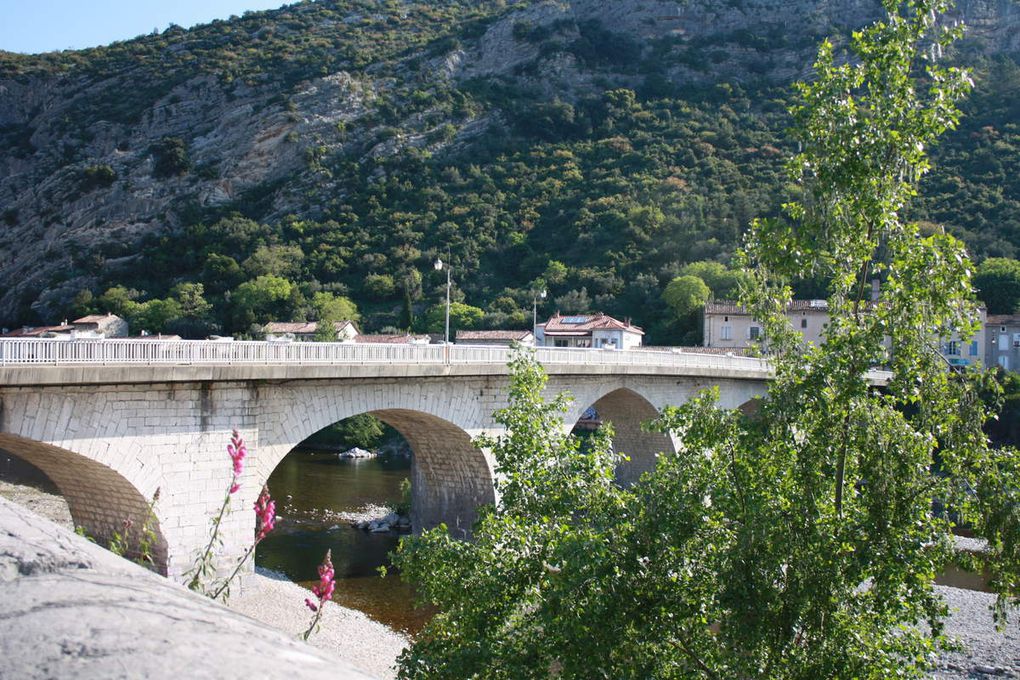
305,598,318,612
229,482,240,495
254,486,276,541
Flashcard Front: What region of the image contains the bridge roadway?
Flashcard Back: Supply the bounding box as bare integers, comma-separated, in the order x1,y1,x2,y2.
0,339,774,580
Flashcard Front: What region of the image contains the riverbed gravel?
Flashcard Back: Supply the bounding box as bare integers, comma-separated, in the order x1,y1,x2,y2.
225,567,409,680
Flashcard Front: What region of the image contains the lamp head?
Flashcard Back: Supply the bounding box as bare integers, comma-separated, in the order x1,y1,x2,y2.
433,258,443,271
539,289,547,299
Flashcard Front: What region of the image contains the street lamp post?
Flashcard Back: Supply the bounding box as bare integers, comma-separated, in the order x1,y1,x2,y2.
533,289,547,338
434,258,451,344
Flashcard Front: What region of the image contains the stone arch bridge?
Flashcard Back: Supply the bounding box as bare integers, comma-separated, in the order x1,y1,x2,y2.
0,339,770,580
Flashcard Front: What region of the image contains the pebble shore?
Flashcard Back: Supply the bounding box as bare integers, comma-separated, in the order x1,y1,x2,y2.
226,567,408,680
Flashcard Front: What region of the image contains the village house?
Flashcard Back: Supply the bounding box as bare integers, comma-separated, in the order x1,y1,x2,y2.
703,300,830,350
705,300,988,369
0,324,76,338
263,320,359,342
455,330,535,346
355,334,431,345
72,313,129,338
986,314,1020,372
535,313,644,349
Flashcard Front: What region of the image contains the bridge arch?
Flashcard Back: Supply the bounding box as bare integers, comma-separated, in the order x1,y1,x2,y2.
570,387,677,487
258,383,498,536
0,432,169,574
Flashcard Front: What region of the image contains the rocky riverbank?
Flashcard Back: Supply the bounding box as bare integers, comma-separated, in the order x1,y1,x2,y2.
0,475,1017,678
226,567,408,680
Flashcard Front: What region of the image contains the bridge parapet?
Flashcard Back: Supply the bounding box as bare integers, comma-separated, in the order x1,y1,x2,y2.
0,337,769,370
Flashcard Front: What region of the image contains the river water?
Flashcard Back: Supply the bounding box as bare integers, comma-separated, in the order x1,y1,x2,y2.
255,447,433,635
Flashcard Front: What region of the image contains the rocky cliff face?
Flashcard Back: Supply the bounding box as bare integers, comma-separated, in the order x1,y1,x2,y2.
0,0,1017,326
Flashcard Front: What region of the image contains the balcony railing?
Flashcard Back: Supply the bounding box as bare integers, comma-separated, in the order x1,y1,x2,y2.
0,338,770,375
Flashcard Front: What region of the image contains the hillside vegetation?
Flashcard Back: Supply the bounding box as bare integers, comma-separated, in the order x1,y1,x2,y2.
1,0,1018,340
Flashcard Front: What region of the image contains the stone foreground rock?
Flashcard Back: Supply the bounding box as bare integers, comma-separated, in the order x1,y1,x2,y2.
0,496,376,680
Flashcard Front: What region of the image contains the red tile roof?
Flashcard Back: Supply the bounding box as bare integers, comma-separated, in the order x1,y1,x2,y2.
1,325,75,338
456,330,534,341
73,313,120,324
541,313,643,336
355,334,430,344
264,320,357,335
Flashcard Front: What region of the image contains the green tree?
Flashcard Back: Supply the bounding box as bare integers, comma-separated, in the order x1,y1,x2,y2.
393,3,1020,678
150,136,190,177
311,291,358,341
974,257,1020,314
364,273,397,299
171,282,212,319
242,244,304,279
676,260,747,300
230,275,294,328
424,301,484,335
96,285,141,318
132,298,183,334
662,274,711,318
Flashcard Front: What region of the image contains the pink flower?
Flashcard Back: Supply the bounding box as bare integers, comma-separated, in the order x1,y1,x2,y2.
305,598,318,612
310,550,336,603
254,486,276,542
228,430,246,478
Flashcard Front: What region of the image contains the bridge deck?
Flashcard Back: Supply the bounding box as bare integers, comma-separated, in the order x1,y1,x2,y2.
0,339,774,386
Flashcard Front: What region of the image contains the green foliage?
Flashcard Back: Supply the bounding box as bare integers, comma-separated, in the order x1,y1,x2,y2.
364,273,398,300
395,478,412,517
662,274,711,317
79,164,116,191
312,291,359,323
150,136,190,177
231,274,295,327
424,301,484,334
305,413,389,451
131,297,183,334
394,3,1020,678
677,260,747,300
974,257,1020,314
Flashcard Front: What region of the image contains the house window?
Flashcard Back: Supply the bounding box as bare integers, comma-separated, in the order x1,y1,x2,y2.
946,340,960,356
578,339,591,348
749,326,761,341
1014,333,1020,348
721,325,732,341
1000,334,1009,351
970,340,979,356
999,356,1011,371
800,318,808,329
555,339,568,348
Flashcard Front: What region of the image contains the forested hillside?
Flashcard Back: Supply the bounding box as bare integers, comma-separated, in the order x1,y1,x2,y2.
1,0,1018,341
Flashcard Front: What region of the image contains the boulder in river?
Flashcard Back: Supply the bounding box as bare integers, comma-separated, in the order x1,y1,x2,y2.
338,447,375,459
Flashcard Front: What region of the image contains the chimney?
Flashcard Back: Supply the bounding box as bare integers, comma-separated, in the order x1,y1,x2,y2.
870,278,880,302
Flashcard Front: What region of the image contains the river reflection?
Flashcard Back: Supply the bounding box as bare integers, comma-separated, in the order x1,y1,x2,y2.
256,448,433,635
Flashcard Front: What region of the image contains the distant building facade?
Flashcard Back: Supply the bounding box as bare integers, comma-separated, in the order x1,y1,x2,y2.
986,314,1020,372
455,330,535,346
264,321,359,342
704,300,830,350
355,334,431,345
705,300,988,369
73,313,129,338
535,313,644,349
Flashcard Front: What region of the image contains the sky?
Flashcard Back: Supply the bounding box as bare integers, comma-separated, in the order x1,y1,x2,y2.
0,1,296,54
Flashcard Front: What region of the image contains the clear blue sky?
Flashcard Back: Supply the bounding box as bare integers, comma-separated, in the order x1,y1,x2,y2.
0,1,295,54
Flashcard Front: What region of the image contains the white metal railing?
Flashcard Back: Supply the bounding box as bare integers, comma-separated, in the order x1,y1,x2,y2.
0,338,771,374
